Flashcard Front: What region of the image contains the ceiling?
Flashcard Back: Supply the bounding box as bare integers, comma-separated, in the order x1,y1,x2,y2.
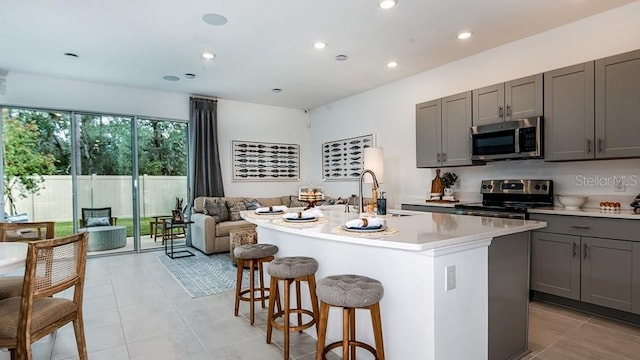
0,0,635,110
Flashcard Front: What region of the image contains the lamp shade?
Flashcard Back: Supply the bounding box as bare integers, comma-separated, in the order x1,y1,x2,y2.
363,147,384,184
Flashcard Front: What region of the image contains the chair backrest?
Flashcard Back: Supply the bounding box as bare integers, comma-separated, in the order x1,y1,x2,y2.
81,207,112,227
21,232,88,300
0,221,55,242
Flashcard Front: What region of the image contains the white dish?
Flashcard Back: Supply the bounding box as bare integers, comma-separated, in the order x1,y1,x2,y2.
255,210,285,215
283,217,318,223
342,225,387,233
556,195,588,209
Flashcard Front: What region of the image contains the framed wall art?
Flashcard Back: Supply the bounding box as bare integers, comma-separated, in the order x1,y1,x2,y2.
322,134,375,181
232,140,300,181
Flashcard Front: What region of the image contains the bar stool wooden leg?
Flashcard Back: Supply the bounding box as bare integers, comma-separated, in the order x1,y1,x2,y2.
284,278,291,360
371,303,386,360
316,301,329,360
295,279,303,331
266,276,278,344
234,258,244,317
342,308,349,360
259,261,267,308
248,259,256,324
308,275,320,333
349,308,356,360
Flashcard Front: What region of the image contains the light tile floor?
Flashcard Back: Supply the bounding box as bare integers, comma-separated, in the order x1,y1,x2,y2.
15,250,640,360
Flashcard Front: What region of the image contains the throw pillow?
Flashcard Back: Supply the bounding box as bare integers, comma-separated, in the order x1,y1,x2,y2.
203,198,230,222
289,195,306,207
243,198,261,210
227,200,247,221
86,217,111,227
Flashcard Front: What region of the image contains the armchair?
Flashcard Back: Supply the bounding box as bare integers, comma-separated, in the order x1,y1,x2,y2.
80,207,118,228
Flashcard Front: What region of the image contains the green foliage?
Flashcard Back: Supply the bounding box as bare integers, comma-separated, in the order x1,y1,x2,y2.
440,172,458,188
3,117,57,214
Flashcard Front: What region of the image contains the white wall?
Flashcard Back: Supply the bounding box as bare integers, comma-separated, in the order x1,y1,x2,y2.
310,1,640,209
0,73,312,199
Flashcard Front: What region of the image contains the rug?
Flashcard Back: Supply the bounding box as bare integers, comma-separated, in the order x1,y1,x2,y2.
157,251,254,298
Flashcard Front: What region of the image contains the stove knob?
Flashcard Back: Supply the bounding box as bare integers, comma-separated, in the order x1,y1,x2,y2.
542,185,548,191
534,184,541,190
482,184,487,190
487,184,493,190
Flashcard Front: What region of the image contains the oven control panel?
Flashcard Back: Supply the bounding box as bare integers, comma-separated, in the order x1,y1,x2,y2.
480,179,552,195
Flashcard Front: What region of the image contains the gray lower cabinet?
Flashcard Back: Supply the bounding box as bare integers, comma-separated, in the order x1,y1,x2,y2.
530,214,640,314
545,49,640,161
416,91,473,167
472,74,542,126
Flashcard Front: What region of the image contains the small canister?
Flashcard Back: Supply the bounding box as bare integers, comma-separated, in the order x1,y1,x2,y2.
376,192,387,215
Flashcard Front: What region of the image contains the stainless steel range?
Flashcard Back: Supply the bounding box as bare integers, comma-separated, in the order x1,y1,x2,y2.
455,179,554,219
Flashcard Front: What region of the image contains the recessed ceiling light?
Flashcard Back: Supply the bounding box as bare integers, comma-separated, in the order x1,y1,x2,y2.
184,73,196,79
64,52,79,58
458,32,472,40
313,42,327,49
378,0,397,9
272,88,282,93
387,61,398,68
335,54,348,61
202,52,215,60
163,75,179,81
202,13,228,26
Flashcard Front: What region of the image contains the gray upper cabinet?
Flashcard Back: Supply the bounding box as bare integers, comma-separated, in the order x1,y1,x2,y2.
544,62,595,161
545,49,640,161
595,49,640,158
472,74,543,125
416,91,473,168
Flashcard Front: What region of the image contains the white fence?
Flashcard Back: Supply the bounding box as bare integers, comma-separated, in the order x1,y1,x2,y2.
8,175,187,222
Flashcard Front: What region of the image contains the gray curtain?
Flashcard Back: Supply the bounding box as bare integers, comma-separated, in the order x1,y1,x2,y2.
189,97,224,199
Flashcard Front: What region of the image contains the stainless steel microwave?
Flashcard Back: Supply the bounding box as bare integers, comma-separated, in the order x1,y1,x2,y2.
470,117,542,161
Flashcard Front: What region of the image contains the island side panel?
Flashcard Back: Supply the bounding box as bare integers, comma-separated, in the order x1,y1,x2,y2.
257,226,490,360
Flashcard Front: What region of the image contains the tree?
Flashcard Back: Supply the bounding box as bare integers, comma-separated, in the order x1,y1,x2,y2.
3,117,56,215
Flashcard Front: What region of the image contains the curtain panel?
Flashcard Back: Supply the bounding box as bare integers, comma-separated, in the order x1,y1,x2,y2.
189,97,224,199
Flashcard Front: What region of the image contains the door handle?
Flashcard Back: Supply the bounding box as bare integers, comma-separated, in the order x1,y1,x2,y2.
598,138,603,153
506,105,512,118
583,243,588,259
570,225,590,229
498,106,504,119
572,242,577,257
586,139,592,154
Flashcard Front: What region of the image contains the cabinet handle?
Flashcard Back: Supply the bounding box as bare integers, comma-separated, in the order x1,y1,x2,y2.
572,242,577,257
598,138,603,153
437,153,441,161
583,243,588,259
570,225,590,229
506,105,512,117
442,153,447,162
498,106,504,119
586,139,592,154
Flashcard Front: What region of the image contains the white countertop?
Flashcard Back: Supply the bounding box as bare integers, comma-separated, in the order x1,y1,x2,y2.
241,206,546,251
529,206,640,220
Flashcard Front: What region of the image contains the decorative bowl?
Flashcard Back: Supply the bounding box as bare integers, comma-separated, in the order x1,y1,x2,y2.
556,195,588,210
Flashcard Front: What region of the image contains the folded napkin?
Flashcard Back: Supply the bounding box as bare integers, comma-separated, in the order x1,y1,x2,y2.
255,205,288,213
283,208,324,220
442,195,456,201
344,217,385,229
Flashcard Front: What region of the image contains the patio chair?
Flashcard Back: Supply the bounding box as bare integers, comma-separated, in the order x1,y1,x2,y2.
80,207,118,228
0,232,89,360
0,221,56,300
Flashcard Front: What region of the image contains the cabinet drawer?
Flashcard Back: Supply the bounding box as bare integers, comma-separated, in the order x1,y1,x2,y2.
529,214,638,241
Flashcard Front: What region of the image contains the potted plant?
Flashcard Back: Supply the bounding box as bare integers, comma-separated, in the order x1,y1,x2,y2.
440,172,458,196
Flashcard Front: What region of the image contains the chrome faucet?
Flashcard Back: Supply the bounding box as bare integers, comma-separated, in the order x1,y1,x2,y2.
358,169,379,214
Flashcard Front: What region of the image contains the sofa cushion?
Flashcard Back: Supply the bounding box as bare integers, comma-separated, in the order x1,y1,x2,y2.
226,200,247,221
289,195,306,207
216,220,255,237
203,198,229,222
256,197,287,207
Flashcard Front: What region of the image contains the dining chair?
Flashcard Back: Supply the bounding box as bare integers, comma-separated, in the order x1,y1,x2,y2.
80,207,118,228
0,221,56,300
0,232,89,360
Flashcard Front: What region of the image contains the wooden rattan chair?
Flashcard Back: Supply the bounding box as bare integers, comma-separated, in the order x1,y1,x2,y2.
80,207,118,228
0,221,56,300
0,232,89,360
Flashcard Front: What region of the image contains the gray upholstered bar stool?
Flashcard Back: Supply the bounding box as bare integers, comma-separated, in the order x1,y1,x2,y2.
234,243,279,325
266,256,320,360
316,274,385,360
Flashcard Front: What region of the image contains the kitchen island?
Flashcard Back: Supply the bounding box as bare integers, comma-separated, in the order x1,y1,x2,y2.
242,206,546,360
